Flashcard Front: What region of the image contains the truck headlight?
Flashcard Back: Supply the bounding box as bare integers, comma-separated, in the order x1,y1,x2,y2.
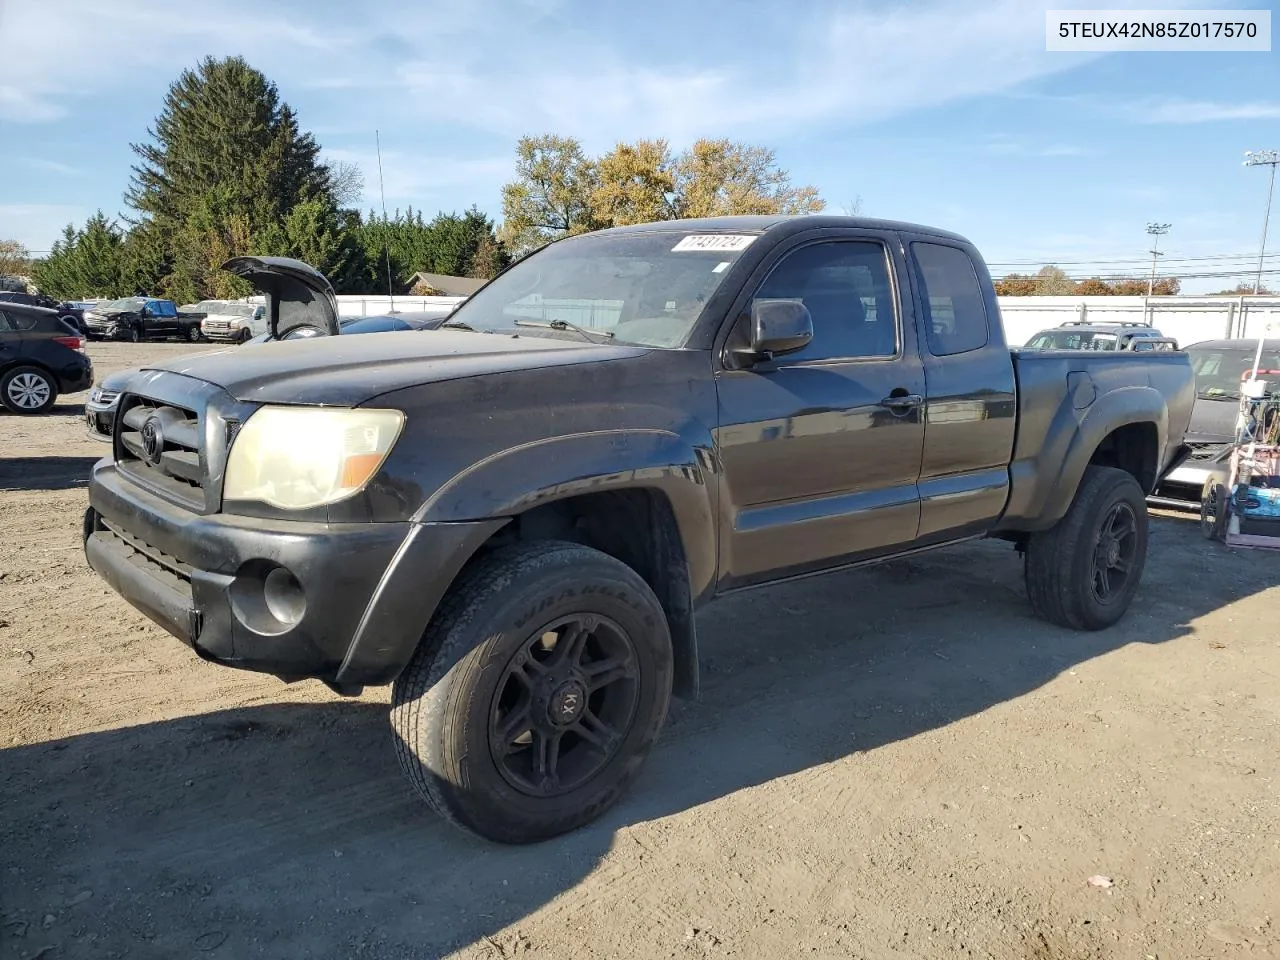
223,407,405,510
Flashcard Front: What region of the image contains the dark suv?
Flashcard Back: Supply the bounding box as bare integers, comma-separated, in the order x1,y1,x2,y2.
0,303,94,414
0,291,89,335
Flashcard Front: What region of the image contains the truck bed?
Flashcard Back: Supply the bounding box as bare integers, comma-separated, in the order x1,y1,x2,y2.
997,348,1196,533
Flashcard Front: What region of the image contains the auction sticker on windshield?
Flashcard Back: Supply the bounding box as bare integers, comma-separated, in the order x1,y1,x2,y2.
672,234,757,252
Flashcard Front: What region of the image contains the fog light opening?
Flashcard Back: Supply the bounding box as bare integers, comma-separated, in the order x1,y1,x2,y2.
263,567,306,626
229,560,307,636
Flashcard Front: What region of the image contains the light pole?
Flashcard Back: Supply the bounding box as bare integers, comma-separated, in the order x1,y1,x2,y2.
1244,150,1279,295
1146,222,1171,296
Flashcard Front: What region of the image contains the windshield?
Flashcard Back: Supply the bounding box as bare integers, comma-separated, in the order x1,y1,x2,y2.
1187,345,1280,400
195,300,226,312
1025,330,1119,350
445,230,760,347
98,298,145,311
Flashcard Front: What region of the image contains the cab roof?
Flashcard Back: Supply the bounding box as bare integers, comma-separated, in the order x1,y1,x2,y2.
589,214,971,245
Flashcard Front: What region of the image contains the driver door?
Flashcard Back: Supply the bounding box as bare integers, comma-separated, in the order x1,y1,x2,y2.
715,233,927,588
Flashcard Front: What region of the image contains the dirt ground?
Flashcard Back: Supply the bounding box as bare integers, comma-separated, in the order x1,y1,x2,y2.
2,341,1278,960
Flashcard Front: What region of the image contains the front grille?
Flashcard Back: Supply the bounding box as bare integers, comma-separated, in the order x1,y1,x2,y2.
115,394,205,507
100,518,192,586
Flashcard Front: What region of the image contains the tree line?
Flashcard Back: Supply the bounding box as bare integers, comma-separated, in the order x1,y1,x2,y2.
6,56,825,305
995,265,1182,297
995,265,1275,297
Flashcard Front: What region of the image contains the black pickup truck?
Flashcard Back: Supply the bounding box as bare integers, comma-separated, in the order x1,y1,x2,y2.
82,297,204,342
83,217,1195,843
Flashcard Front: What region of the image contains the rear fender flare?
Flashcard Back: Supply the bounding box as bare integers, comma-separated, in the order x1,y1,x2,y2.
1041,386,1169,525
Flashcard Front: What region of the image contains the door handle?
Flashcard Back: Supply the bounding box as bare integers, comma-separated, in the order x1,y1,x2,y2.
879,393,924,410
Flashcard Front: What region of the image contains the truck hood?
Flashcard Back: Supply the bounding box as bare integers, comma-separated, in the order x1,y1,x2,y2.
143,329,652,405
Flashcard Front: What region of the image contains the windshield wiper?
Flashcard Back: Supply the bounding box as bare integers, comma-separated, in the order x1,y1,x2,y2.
513,318,614,342
439,319,479,332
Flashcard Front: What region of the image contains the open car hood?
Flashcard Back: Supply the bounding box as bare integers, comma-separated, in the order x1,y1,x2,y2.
220,256,339,339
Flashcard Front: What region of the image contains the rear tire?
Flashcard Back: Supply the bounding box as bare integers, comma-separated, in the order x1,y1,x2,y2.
1025,466,1149,630
1,365,58,414
391,540,673,844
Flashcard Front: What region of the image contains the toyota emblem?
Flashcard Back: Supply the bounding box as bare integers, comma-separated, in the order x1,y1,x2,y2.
140,416,163,465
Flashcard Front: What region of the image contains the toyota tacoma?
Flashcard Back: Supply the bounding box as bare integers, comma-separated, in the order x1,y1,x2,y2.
82,217,1195,843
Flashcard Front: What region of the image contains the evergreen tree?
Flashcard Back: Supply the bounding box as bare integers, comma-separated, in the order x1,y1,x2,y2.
125,55,338,298
30,212,125,299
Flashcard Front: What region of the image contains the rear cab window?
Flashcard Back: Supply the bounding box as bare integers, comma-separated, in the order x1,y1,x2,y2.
910,242,989,357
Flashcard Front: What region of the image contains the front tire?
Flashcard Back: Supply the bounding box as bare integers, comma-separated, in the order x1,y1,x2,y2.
1,365,58,414
128,325,141,343
1025,466,1149,630
391,541,673,844
186,325,202,343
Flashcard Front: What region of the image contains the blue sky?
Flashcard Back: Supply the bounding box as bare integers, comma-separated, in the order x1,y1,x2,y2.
1,0,1277,292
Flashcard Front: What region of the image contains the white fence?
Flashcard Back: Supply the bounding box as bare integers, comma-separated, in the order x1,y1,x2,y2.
245,294,465,319
997,296,1280,348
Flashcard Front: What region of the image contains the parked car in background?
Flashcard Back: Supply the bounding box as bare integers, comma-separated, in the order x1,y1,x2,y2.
1149,337,1280,510
1024,321,1175,351
83,297,204,342
0,303,93,414
200,302,267,342
0,291,90,336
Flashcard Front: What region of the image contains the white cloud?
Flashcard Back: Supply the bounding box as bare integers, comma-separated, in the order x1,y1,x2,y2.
321,148,511,207
0,0,365,123
1123,99,1280,124
1,0,1220,138
19,158,85,177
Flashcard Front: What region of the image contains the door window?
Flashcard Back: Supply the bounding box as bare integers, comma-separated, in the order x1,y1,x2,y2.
752,241,898,362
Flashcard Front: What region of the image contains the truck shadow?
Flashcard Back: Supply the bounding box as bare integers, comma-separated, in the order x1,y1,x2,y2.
3,517,1275,959
0,455,99,491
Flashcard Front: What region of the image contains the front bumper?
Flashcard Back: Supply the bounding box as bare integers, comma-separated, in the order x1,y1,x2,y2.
84,460,505,685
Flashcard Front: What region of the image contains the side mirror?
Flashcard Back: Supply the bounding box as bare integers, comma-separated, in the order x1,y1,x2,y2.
736,299,813,363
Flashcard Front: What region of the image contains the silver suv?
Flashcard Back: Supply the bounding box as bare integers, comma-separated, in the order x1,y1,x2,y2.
1025,321,1177,352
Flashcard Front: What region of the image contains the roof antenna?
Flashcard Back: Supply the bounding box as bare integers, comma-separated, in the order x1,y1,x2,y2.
376,129,395,313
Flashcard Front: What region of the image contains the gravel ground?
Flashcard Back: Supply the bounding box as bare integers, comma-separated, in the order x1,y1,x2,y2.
1,341,1278,960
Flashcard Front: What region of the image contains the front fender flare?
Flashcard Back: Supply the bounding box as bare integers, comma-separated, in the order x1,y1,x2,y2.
415,428,717,602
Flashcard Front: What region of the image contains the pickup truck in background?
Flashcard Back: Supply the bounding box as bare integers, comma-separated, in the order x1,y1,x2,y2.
83,297,204,343
198,301,268,342
82,217,1195,844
